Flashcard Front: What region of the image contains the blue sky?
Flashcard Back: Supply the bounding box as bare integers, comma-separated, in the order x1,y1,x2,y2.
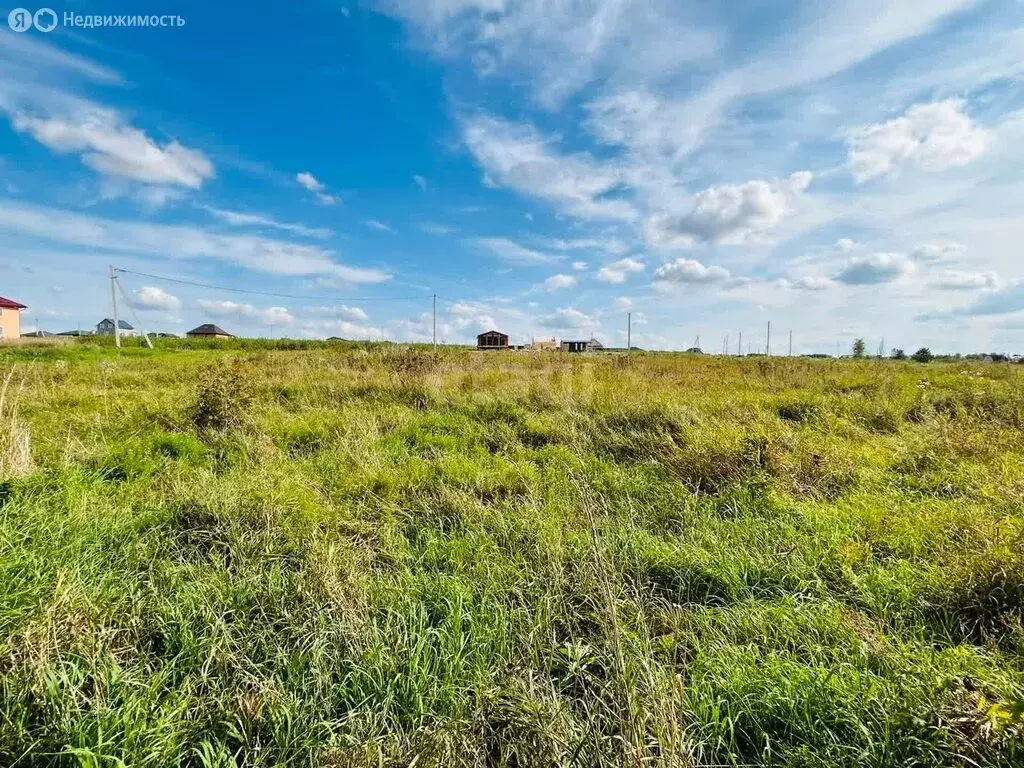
1,1,1022,351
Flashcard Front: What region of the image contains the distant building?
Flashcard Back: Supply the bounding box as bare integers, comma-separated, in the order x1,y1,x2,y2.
22,330,56,338
561,338,604,353
96,318,136,337
186,324,234,339
527,338,558,351
0,296,27,340
57,329,93,337
477,330,509,350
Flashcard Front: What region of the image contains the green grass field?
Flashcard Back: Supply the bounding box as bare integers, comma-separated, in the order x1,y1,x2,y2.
1,340,1022,767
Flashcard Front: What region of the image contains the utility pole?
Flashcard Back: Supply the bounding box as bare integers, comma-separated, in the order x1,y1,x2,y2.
738,331,742,356
109,264,120,349
432,294,437,351
627,312,631,351
789,329,793,357
766,321,771,356
724,334,729,355
112,268,153,348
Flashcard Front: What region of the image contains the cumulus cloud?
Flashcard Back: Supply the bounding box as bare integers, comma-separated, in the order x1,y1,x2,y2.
475,236,554,265
847,100,990,182
309,304,369,321
652,258,730,287
538,307,595,330
645,172,812,248
835,238,857,252
463,115,636,221
296,171,339,205
131,285,180,311
932,282,1024,318
596,257,644,283
834,252,913,285
932,270,1000,291
572,260,588,271
447,300,497,331
911,241,964,262
11,107,213,190
197,299,294,325
789,275,834,291
543,273,577,290
614,297,632,309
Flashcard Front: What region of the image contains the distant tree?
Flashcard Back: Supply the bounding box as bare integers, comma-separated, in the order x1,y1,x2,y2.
891,348,906,360
852,338,866,358
911,347,933,363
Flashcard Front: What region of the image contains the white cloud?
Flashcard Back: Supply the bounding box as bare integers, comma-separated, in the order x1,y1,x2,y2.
538,307,594,330
834,252,913,285
446,300,497,331
652,258,730,286
202,206,332,239
0,200,390,283
10,107,213,190
296,171,324,192
596,257,644,283
548,237,629,255
420,222,458,235
572,260,588,271
296,171,339,205
197,300,295,326
543,273,577,290
379,0,717,109
790,275,834,291
132,285,180,311
475,236,554,264
614,296,632,309
835,238,857,252
413,174,428,190
365,219,396,233
462,115,636,221
932,270,1000,291
911,241,964,262
309,304,370,321
847,100,990,183
645,172,812,248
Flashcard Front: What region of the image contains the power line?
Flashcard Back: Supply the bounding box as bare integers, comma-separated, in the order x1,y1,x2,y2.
113,268,433,303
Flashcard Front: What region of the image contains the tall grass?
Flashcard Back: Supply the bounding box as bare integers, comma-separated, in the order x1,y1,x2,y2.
0,342,1021,766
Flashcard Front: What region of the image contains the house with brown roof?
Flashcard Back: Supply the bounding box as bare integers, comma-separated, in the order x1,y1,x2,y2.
0,296,27,340
186,323,234,339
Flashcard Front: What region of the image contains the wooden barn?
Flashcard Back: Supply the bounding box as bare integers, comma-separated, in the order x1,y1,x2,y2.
476,330,509,350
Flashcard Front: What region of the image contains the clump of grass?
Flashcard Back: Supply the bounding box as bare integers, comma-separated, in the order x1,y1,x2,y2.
0,368,32,478
187,357,256,431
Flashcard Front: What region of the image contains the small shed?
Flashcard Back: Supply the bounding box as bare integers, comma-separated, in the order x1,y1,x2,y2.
477,330,509,350
186,324,234,339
